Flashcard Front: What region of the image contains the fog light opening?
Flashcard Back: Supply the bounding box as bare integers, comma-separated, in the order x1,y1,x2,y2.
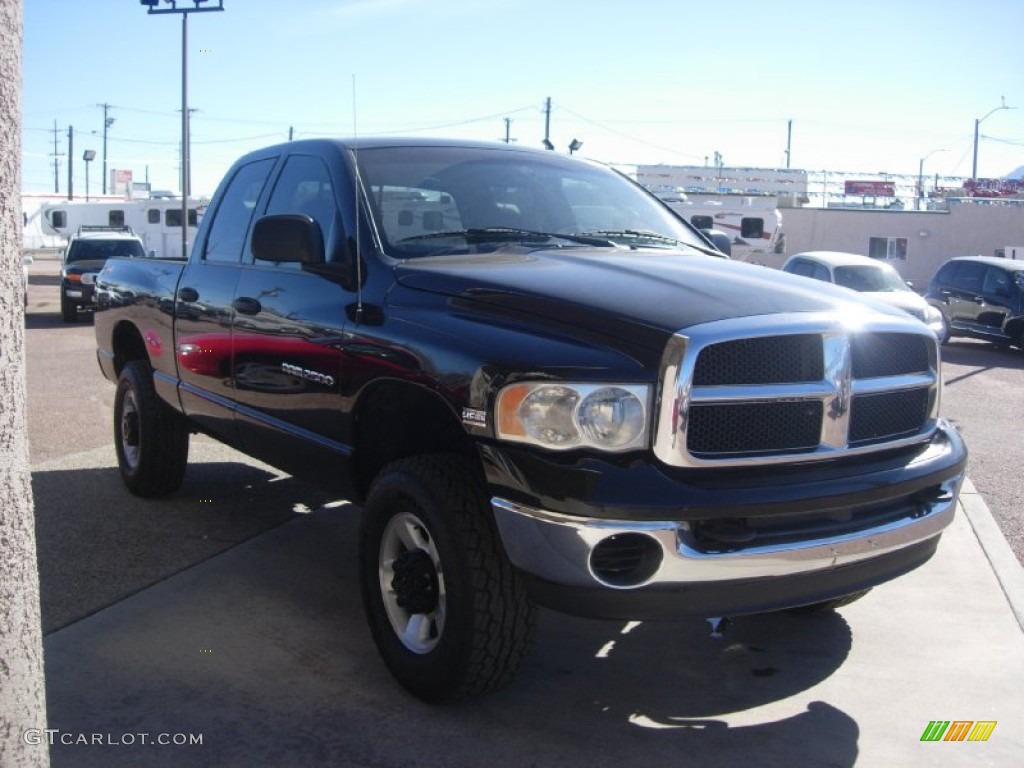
590,533,663,587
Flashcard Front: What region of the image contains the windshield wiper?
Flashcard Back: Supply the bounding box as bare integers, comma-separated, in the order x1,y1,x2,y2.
579,229,685,247
397,227,616,247
582,229,727,258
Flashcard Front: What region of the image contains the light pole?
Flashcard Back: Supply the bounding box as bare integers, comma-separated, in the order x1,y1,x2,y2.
99,103,114,194
140,0,224,258
83,150,96,202
916,148,946,211
568,138,582,155
972,97,1015,180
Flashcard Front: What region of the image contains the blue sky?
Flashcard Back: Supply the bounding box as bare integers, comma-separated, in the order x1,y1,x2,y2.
21,0,1024,197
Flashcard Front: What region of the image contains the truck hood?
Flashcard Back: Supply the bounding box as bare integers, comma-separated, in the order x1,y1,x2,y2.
64,258,110,274
394,248,900,351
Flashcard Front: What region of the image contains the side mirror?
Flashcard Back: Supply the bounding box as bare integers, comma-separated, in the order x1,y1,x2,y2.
701,229,732,257
252,214,324,264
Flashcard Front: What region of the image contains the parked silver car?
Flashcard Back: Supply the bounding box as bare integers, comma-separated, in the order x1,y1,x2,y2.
782,250,946,338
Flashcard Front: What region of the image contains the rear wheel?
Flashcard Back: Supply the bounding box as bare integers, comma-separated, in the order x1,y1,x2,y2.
114,360,189,497
360,455,537,703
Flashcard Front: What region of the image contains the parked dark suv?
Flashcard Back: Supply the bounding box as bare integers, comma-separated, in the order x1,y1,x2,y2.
925,256,1024,348
61,226,146,322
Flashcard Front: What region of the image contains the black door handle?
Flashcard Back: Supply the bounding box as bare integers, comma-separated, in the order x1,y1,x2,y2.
232,296,262,315
177,286,199,302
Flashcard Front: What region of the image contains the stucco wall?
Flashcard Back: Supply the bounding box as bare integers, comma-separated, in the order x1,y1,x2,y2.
771,202,1024,287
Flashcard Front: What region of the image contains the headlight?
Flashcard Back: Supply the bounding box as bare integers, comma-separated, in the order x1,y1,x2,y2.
921,304,945,336
496,382,650,452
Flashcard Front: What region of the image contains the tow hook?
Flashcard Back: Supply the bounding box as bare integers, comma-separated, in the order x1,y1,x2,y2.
706,616,732,639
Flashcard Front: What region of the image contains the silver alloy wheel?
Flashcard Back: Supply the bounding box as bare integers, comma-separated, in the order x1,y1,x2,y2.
378,511,446,654
120,389,141,470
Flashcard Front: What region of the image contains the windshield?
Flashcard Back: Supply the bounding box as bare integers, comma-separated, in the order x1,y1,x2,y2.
833,264,909,293
67,239,146,262
353,145,711,259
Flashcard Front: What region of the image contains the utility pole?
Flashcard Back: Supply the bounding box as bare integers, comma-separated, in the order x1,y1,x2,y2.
503,118,512,143
99,102,114,194
67,125,74,201
542,97,553,150
288,125,294,141
50,119,63,193
785,119,792,169
141,0,225,259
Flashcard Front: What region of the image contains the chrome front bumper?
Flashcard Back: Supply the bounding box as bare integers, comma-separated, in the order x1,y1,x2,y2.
491,474,961,592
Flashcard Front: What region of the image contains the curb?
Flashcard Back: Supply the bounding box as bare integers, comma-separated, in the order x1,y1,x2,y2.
959,477,1024,633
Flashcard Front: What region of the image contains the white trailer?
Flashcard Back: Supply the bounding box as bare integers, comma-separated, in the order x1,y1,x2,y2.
39,197,207,258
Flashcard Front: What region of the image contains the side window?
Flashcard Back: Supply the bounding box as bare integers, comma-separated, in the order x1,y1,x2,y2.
950,261,986,293
740,217,764,238
168,208,201,228
982,267,1010,297
203,158,276,263
148,209,160,224
691,215,714,230
109,210,125,227
787,258,814,277
264,155,338,261
49,210,67,229
812,263,831,282
868,236,908,260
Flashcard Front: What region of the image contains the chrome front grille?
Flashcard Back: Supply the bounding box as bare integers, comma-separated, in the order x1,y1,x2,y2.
654,313,940,467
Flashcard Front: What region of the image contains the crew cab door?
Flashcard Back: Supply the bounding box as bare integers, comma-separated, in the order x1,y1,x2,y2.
229,154,358,487
175,156,277,443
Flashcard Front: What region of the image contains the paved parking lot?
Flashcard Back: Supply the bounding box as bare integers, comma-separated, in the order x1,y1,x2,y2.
22,255,1024,766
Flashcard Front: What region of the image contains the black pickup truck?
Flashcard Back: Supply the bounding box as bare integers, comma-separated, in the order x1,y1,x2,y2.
95,138,967,702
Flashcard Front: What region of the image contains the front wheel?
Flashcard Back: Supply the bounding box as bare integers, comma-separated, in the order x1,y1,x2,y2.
61,291,77,323
360,455,537,703
114,360,190,497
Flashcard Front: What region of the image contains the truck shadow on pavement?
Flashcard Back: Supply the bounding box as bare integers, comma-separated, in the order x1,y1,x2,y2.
32,460,333,634
41,495,859,768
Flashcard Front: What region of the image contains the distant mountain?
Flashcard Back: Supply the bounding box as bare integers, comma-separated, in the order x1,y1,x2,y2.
1005,166,1024,180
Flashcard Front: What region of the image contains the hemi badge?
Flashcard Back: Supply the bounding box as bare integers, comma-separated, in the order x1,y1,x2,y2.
461,408,488,429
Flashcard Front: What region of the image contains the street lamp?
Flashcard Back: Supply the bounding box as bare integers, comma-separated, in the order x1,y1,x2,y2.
568,138,583,155
916,148,946,211
972,97,1015,180
140,0,224,258
83,149,96,202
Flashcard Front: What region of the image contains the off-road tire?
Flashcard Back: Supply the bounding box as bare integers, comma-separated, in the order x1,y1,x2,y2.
114,360,190,497
360,454,537,703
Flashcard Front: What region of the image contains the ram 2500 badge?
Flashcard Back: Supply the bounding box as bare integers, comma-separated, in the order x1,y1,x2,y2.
95,138,968,702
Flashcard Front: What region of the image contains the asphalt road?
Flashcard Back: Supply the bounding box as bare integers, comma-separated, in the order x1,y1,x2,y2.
23,254,1024,636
